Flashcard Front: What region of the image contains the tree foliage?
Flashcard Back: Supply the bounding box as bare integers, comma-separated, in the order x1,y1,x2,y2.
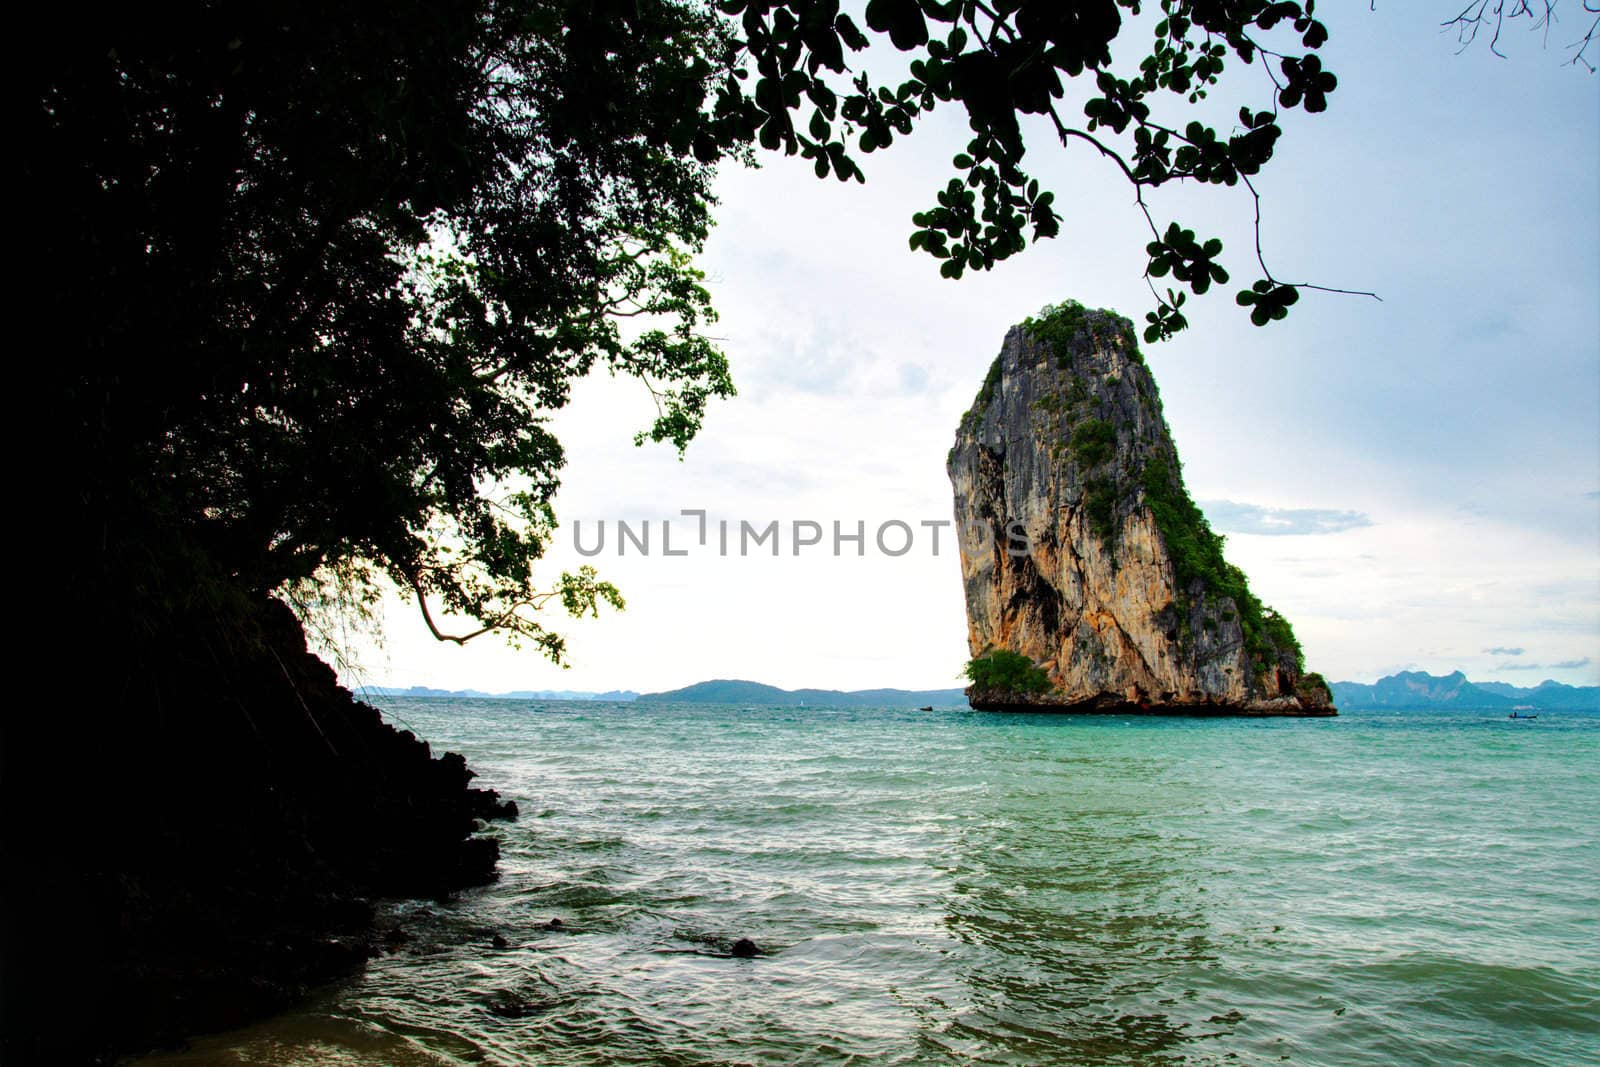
710,0,1370,341
964,649,1053,694
26,1,745,657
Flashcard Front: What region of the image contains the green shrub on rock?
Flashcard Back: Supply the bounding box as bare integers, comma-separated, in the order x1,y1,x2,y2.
964,649,1052,695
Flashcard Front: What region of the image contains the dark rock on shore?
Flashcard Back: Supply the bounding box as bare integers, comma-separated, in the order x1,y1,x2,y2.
2,596,517,1064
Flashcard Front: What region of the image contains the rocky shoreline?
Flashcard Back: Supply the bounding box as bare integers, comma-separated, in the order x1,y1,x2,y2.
967,692,1338,716
3,597,517,1065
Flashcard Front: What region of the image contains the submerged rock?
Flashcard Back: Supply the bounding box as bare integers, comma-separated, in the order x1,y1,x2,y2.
730,938,761,958
948,302,1335,716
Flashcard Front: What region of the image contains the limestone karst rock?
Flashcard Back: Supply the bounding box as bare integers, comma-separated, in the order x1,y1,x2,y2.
948,302,1335,716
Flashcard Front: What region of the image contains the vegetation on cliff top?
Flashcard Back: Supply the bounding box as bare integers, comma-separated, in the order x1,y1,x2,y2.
1025,304,1136,551
1025,301,1091,365
1023,300,1146,367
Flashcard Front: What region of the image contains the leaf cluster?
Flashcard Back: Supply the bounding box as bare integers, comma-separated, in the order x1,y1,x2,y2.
27,0,743,657
715,0,1344,334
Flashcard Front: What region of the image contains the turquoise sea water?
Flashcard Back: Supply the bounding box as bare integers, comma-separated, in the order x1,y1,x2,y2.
140,699,1600,1066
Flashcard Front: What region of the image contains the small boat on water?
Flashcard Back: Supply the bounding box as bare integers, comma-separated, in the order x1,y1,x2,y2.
1508,711,1538,720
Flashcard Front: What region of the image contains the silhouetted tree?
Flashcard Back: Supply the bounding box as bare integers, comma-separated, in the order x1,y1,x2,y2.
712,0,1368,342
25,1,745,655
28,1,1579,651
1442,1,1599,69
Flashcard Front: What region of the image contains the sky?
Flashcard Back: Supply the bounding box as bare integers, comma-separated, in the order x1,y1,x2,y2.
338,5,1600,695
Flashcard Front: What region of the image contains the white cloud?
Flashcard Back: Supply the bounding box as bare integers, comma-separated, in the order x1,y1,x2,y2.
1498,657,1593,672
1201,500,1373,536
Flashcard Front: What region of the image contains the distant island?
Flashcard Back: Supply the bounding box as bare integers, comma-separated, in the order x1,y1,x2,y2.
359,681,966,707
636,679,970,707
1331,671,1599,711
358,685,641,701
363,672,1598,712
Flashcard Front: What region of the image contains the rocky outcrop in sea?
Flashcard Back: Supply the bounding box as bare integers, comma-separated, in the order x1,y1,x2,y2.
948,302,1335,716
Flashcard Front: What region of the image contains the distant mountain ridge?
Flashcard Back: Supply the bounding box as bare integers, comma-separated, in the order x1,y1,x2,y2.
1331,671,1598,710
636,679,970,707
1471,679,1600,708
356,681,970,707
363,672,1597,711
358,685,640,702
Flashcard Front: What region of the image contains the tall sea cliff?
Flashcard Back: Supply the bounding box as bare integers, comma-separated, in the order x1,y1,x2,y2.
949,302,1334,715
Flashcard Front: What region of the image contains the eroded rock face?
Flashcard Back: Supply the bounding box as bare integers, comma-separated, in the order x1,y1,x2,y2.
949,303,1335,716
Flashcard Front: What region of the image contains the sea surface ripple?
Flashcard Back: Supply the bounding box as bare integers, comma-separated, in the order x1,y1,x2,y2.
139,700,1600,1066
